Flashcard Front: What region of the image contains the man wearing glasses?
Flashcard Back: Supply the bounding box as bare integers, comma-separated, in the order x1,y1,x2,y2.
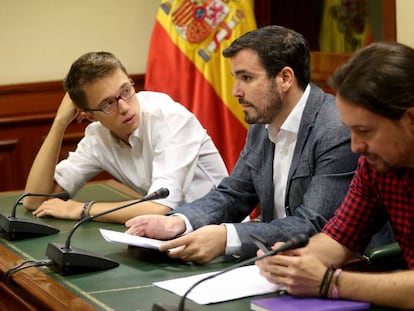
23,51,228,223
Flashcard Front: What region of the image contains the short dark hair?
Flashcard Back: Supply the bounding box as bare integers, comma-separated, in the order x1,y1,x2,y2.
329,42,414,120
222,25,311,90
64,51,128,109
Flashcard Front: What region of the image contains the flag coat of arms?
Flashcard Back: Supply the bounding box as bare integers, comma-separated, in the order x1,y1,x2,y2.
145,0,257,171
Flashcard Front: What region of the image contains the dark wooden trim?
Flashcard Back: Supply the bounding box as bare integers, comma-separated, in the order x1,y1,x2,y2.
0,113,56,126
0,74,145,95
0,243,96,311
0,80,63,95
383,0,396,41
310,51,351,93
0,139,18,147
253,0,271,28
0,74,145,120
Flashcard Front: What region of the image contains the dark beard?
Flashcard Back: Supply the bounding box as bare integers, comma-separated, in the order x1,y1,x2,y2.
240,90,283,124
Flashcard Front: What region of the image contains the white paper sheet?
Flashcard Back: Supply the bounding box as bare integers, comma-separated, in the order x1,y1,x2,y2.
99,228,164,249
153,265,283,304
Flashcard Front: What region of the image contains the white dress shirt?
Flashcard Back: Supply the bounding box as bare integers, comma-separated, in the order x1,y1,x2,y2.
55,91,228,209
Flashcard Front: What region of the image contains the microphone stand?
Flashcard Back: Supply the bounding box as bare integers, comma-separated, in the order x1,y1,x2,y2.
152,233,309,311
46,188,169,275
0,192,69,240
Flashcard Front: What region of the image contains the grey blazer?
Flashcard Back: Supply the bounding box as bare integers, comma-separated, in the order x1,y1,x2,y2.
172,84,359,259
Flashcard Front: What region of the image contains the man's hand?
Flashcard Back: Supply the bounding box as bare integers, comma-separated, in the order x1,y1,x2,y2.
55,93,82,126
32,198,83,220
125,215,186,240
255,246,326,297
159,224,227,264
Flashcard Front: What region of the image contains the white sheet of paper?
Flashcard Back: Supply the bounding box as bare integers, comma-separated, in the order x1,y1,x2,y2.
99,228,164,250
153,265,283,304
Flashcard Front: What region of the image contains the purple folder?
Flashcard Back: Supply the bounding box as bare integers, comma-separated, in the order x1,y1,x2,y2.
250,295,370,311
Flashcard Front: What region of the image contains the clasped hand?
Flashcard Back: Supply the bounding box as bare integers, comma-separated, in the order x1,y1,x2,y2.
255,244,327,297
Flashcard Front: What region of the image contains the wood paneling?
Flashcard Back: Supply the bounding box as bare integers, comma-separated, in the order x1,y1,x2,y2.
0,74,145,191
0,243,96,310
0,140,18,190
310,52,351,94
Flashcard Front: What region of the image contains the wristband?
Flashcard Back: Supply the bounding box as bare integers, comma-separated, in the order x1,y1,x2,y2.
86,201,96,217
332,268,342,299
319,265,335,298
80,201,89,219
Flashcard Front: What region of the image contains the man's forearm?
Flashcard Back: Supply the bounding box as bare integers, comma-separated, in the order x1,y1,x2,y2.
308,233,353,267
24,121,68,208
332,270,414,309
91,201,171,224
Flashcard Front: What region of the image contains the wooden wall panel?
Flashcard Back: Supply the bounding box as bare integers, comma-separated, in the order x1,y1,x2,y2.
59,131,86,160
310,52,351,94
0,140,18,190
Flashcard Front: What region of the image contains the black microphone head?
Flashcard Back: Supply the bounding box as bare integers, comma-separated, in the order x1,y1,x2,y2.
156,188,169,199
55,191,70,201
270,233,309,254
291,233,309,248
285,233,308,250
141,188,169,201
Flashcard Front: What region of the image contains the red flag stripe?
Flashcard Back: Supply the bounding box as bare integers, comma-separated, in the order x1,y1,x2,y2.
145,21,247,170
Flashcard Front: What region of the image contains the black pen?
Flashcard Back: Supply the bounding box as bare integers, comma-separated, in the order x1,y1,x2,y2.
250,233,273,253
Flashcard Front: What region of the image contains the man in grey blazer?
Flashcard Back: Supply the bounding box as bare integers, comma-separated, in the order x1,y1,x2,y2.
125,26,360,263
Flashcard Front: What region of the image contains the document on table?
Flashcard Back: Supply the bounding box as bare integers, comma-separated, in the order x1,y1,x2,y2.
153,265,283,304
99,228,165,250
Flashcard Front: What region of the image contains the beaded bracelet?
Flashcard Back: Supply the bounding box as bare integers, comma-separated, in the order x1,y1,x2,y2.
331,268,342,299
80,201,89,219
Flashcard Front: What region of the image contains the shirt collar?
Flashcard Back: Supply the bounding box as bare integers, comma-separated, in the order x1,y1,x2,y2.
109,102,142,147
267,84,310,142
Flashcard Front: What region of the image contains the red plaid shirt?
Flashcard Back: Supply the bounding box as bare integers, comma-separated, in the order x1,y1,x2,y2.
323,156,414,269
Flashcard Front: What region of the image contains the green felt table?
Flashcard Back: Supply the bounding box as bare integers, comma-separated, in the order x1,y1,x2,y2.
0,181,395,311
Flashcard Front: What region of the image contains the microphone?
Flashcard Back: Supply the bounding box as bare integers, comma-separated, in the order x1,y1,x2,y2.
46,187,169,275
0,191,70,240
267,233,309,253
152,233,309,311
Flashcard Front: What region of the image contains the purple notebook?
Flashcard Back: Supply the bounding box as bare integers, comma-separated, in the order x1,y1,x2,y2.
250,295,370,311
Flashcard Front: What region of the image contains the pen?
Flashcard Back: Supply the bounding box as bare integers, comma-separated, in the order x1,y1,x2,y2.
250,233,273,253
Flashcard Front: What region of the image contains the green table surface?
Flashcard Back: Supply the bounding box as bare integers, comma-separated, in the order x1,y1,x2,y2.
0,183,396,311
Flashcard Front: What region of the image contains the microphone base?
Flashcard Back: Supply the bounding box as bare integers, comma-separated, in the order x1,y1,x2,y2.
152,303,193,311
0,214,59,240
46,242,119,275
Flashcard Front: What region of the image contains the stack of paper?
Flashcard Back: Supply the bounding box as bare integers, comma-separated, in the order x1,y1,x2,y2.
153,265,282,304
99,228,165,249
100,228,283,305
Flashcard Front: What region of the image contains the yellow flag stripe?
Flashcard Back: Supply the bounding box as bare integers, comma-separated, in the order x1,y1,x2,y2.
156,0,256,128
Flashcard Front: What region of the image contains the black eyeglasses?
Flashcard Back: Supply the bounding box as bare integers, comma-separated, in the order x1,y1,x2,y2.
86,82,135,115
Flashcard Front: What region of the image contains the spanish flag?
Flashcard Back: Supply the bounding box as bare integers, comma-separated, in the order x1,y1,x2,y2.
145,0,257,171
